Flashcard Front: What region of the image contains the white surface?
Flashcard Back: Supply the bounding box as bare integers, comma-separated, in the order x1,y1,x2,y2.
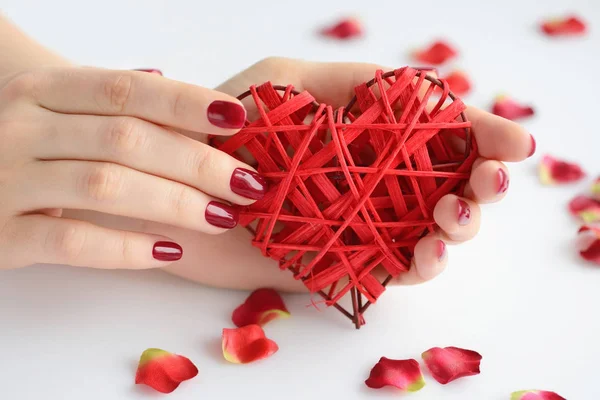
1,0,599,399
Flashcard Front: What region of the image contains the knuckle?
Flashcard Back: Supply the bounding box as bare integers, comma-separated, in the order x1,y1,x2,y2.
46,224,86,263
105,117,147,155
0,71,38,102
170,88,188,119
168,185,195,220
103,74,133,113
79,163,124,202
187,147,215,178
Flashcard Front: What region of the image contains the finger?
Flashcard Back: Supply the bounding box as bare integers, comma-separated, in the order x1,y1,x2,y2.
1,214,182,269
433,194,481,242
392,235,448,285
464,158,510,203
16,161,239,234
26,67,247,134
35,113,267,205
466,106,536,162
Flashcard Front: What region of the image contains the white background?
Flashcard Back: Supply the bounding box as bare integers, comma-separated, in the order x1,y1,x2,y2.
1,0,600,399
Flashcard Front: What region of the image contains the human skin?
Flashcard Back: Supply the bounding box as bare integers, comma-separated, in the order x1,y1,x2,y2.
0,15,534,291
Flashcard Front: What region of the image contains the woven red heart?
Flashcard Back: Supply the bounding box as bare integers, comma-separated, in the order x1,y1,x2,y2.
214,67,478,328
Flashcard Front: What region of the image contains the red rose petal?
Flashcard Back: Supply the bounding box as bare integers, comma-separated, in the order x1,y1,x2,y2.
134,68,163,75
541,15,587,37
365,357,425,392
491,95,535,120
578,225,600,265
539,155,586,185
568,195,600,223
511,389,566,400
232,288,290,327
135,348,198,394
443,70,472,96
320,17,363,40
222,324,279,364
592,177,600,200
413,40,457,65
421,346,482,384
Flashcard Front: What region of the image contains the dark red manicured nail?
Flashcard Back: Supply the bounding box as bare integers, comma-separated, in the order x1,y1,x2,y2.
206,201,239,229
437,240,447,261
152,241,182,261
207,101,246,129
230,168,268,200
497,168,509,194
528,134,536,158
457,199,471,225
134,68,163,75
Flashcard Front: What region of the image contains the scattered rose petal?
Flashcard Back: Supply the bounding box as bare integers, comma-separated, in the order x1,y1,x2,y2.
541,15,587,37
443,70,472,96
491,95,535,120
232,288,290,327
539,155,586,185
511,389,566,400
578,225,600,265
320,17,363,40
413,40,457,65
421,346,482,384
592,177,600,200
365,357,425,392
222,324,279,364
135,348,198,394
568,195,600,223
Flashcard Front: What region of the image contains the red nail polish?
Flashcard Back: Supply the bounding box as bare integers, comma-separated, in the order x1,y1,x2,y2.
152,241,182,261
437,240,446,261
230,168,268,200
134,68,163,75
206,201,239,229
528,134,536,158
457,199,471,225
207,101,246,129
497,168,509,194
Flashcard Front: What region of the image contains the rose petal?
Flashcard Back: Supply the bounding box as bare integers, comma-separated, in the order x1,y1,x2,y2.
320,17,363,40
578,225,600,265
413,40,457,65
232,288,290,327
222,324,279,364
365,357,425,392
135,348,198,394
541,15,587,37
443,70,472,96
568,195,600,223
421,346,482,384
491,95,535,120
539,155,586,185
511,389,566,400
592,177,600,200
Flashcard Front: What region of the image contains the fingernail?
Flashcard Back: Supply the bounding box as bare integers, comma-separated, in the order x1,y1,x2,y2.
457,199,471,225
206,201,239,229
152,241,182,261
437,240,447,261
134,68,163,75
230,168,268,200
207,100,246,129
528,134,536,158
497,168,509,194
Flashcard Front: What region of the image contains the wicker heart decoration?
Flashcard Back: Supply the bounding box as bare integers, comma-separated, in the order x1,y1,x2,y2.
214,67,478,328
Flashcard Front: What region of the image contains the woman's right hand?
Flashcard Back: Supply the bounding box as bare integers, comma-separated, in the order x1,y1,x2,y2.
0,67,267,270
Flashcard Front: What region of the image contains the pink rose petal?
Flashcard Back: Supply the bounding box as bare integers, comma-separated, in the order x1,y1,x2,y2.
511,389,566,400
421,346,482,384
365,357,425,392
539,155,586,185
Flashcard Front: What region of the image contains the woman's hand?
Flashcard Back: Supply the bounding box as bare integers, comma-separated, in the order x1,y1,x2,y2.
162,57,535,290
0,67,269,270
